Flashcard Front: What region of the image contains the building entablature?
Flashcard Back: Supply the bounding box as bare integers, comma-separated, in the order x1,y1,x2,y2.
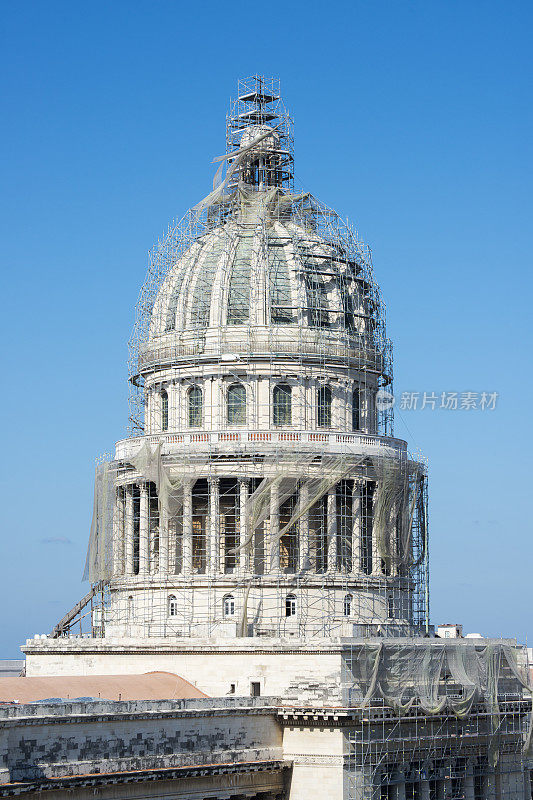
137,327,386,378
140,349,382,384
0,762,290,799
24,635,520,657
109,574,413,590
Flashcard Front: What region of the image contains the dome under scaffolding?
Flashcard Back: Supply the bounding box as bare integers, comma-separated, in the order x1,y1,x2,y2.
76,76,425,641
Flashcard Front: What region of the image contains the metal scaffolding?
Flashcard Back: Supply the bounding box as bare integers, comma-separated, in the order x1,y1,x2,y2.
53,75,428,642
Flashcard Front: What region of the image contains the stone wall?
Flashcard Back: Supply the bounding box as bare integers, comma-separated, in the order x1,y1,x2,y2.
22,638,344,703
0,698,282,785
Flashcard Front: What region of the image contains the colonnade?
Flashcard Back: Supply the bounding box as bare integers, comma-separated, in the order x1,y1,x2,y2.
112,478,396,579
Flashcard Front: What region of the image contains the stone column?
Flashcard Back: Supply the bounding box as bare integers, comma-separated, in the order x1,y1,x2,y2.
298,482,310,571
332,383,343,429
182,480,193,575
308,378,316,428
465,761,475,800
152,386,161,432
124,485,134,575
485,770,497,800
327,485,337,572
168,381,179,431
179,380,186,429
523,768,531,800
206,376,214,430
144,390,152,434
420,780,430,800
208,478,220,574
371,487,381,576
138,482,149,575
352,481,361,574
112,487,124,576
292,380,303,428
257,376,270,429
245,375,255,429
269,479,280,571
119,487,126,574
159,495,169,575
239,479,249,573
212,377,222,429
364,387,376,434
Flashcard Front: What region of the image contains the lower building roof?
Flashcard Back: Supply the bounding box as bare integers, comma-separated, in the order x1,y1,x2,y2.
0,671,207,703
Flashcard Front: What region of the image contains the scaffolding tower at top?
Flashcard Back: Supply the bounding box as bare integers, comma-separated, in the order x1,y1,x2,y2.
226,76,294,191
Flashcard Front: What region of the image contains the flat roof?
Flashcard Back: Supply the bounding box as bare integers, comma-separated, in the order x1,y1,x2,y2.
0,671,207,703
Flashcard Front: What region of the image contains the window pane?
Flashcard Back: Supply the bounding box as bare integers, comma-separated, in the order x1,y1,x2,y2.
273,384,292,425
224,595,235,616
227,237,252,325
317,386,332,427
285,595,296,617
268,237,295,324
188,387,202,427
344,595,352,616
352,388,360,430
304,264,330,328
227,384,246,425
161,390,169,431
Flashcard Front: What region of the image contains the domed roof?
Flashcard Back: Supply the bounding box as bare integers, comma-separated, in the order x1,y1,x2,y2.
148,212,366,339
133,78,388,379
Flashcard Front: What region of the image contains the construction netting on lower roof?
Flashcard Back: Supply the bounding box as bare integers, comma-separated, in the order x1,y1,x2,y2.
342,639,533,763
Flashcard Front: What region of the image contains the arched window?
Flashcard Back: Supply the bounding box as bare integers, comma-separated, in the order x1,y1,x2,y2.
227,384,246,425
343,594,353,617
188,386,202,427
317,386,332,428
161,389,169,431
168,595,178,617
273,383,292,425
352,387,360,430
223,594,235,617
285,594,297,618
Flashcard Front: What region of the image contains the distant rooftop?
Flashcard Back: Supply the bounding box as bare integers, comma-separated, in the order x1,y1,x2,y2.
0,671,206,703
0,660,24,678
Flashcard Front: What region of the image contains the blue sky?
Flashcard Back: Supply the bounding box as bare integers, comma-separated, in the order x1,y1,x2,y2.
1,1,532,656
